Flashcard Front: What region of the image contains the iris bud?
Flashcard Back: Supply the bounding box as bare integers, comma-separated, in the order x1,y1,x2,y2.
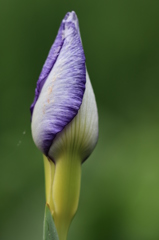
31,11,98,240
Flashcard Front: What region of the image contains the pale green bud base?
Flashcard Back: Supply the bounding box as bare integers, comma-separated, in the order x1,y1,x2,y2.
43,153,81,240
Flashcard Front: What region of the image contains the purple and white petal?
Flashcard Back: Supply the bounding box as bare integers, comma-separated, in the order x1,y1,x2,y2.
31,12,86,157
30,11,82,117
30,21,64,116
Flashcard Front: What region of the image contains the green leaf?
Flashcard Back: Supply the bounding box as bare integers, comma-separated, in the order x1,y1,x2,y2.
43,204,59,240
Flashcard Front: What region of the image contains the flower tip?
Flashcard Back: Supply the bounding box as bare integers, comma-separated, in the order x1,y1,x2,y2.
64,11,77,22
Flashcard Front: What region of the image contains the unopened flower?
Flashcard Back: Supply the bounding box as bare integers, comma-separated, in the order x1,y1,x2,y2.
31,11,98,240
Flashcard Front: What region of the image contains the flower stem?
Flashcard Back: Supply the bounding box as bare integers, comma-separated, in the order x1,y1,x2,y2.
53,153,81,240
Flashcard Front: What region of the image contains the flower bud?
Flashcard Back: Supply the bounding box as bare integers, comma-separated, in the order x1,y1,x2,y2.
31,11,98,240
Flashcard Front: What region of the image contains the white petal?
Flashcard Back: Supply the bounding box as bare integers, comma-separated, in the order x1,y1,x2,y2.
49,69,98,161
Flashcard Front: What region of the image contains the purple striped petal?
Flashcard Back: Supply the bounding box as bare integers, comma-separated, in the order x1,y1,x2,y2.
30,19,64,116
31,12,86,158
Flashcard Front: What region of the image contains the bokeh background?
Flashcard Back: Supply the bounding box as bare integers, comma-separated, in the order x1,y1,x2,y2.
1,0,159,239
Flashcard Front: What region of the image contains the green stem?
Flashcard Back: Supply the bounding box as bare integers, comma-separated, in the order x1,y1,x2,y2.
53,153,81,240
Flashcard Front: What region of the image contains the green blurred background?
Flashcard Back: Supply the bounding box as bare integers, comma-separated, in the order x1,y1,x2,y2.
1,0,159,239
